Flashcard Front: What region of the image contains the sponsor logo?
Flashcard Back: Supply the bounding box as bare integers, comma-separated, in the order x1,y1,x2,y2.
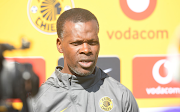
107,28,168,40
99,96,113,111
108,0,168,40
152,59,172,85
119,0,157,20
58,56,120,82
133,56,180,98
5,57,46,86
27,0,75,35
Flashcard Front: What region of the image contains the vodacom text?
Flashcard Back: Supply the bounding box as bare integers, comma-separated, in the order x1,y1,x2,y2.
146,86,180,95
107,28,168,40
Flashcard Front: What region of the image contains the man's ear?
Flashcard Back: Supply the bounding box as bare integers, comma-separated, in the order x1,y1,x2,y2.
56,38,63,53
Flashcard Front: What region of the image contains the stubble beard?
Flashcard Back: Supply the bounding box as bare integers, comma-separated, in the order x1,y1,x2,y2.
68,64,95,77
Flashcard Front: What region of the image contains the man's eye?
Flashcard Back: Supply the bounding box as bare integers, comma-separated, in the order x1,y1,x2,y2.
89,41,99,45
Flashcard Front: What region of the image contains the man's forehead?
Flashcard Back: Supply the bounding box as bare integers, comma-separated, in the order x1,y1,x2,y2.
64,20,99,33
61,21,99,41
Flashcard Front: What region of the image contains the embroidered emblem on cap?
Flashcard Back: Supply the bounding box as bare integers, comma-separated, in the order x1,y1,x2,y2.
99,96,113,111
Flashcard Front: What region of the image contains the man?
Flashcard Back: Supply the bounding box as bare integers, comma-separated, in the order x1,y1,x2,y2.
28,8,139,112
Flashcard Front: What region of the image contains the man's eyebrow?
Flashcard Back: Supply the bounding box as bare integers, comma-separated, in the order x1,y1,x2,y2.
72,38,98,41
88,39,99,42
71,38,83,42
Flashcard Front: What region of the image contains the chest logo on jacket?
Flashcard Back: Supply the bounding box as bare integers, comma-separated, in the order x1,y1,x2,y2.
99,96,113,111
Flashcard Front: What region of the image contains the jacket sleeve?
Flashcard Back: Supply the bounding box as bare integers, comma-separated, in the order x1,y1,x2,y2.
122,89,139,112
27,96,36,112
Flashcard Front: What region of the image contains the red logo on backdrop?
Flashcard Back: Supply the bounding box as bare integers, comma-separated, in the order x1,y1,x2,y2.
119,0,157,20
133,56,180,98
5,57,46,86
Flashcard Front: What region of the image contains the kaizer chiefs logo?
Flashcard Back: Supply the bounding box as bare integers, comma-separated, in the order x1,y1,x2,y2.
27,0,75,35
99,96,113,111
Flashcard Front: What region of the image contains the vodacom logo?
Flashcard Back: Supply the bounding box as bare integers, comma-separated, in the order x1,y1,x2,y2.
133,56,180,98
119,0,157,20
152,59,172,85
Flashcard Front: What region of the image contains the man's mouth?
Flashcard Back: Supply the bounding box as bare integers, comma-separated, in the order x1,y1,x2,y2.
78,60,93,68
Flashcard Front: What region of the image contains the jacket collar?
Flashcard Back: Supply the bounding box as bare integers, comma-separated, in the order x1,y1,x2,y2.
54,65,107,90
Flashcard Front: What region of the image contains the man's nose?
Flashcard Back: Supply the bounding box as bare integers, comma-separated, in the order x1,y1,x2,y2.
80,43,92,55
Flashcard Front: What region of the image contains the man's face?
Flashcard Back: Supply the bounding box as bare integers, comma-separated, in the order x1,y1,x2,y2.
57,20,100,76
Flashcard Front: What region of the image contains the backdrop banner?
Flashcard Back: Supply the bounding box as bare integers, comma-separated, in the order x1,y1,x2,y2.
0,0,180,110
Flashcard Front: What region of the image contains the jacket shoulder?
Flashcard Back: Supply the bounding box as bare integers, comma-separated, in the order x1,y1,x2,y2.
104,76,139,112
104,76,127,91
28,73,59,112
